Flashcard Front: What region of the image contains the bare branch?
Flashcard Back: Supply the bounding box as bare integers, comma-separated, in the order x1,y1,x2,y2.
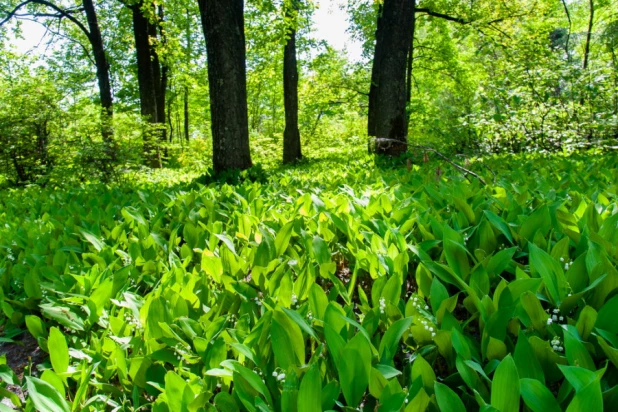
415,7,468,24
0,0,90,40
369,138,488,186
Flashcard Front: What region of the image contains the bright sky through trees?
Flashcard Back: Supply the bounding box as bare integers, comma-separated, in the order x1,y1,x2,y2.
7,0,364,61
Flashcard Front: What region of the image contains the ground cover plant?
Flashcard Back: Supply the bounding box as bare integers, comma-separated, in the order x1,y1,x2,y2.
1,144,618,411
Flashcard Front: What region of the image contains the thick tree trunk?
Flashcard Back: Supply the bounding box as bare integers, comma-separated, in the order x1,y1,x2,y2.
131,2,168,168
369,0,414,156
198,0,252,172
154,5,168,137
368,4,384,137
406,1,416,104
82,0,115,159
131,4,160,167
282,2,302,164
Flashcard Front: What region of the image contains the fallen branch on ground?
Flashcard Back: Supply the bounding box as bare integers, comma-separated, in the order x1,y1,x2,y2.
369,138,488,186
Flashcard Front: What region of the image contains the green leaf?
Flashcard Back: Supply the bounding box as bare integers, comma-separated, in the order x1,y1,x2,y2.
520,379,561,412
298,363,321,412
275,221,295,257
435,382,466,412
443,226,471,279
597,335,618,369
412,355,436,394
559,365,597,392
49,327,69,378
282,307,318,341
339,347,369,407
312,236,331,265
215,233,237,255
222,360,273,406
25,315,47,340
596,294,618,334
26,376,70,412
529,243,567,304
379,317,412,363
514,333,545,383
272,310,305,370
563,328,595,370
491,355,520,412
79,228,105,251
484,211,514,244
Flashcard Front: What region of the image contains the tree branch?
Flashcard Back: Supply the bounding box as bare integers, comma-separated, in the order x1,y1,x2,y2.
369,138,488,185
0,0,90,40
415,8,468,24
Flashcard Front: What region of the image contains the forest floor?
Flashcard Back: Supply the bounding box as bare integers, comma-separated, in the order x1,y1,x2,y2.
1,142,617,410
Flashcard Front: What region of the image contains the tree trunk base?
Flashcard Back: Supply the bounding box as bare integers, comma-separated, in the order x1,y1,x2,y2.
370,138,408,156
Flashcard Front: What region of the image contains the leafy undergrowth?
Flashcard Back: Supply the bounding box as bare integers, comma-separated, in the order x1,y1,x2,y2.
1,147,618,411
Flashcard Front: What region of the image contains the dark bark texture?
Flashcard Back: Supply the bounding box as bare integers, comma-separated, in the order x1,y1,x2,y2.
368,0,414,156
198,0,252,172
131,2,168,167
282,3,302,164
406,1,416,104
368,4,384,137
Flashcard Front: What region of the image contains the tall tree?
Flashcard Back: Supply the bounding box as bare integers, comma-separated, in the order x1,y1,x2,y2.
128,1,168,168
198,0,252,172
282,0,301,163
0,0,116,159
368,0,414,155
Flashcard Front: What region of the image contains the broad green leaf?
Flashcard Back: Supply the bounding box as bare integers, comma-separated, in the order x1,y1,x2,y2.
49,327,69,378
435,382,466,412
520,378,561,412
484,211,514,244
275,221,295,257
563,328,595,370
298,363,321,412
272,310,305,369
26,376,70,412
379,317,412,363
529,243,567,304
491,355,520,412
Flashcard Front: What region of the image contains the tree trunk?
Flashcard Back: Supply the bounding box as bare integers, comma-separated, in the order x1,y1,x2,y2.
406,1,416,104
369,0,414,156
82,0,115,160
131,2,168,168
282,1,302,164
184,7,191,143
198,0,252,172
131,3,160,167
583,0,594,70
154,5,168,139
184,86,190,141
368,4,384,137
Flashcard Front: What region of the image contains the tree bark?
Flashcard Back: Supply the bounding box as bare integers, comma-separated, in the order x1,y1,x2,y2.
368,4,384,137
184,7,191,142
583,0,594,70
131,3,160,167
368,0,414,156
184,86,190,141
198,0,252,172
130,2,168,168
282,1,302,164
406,1,416,104
82,0,115,160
